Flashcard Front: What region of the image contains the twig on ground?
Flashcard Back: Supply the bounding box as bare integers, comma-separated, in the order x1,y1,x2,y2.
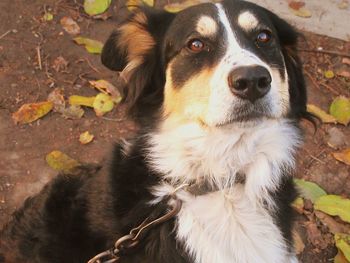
297,48,350,58
36,46,42,70
0,30,12,40
304,70,339,96
101,117,125,122
84,58,101,74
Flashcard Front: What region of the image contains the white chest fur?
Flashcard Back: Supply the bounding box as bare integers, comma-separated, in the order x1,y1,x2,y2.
148,119,300,263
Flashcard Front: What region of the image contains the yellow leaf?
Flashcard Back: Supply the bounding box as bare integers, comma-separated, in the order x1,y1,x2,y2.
289,7,312,18
73,37,103,54
93,93,114,116
89,79,122,104
292,197,304,214
314,195,350,223
69,95,95,107
335,233,350,261
46,151,80,173
330,96,350,126
43,12,54,21
325,70,335,79
333,149,350,166
12,101,53,124
126,0,154,10
84,0,111,16
335,249,349,263
79,131,94,144
164,0,201,13
307,104,337,124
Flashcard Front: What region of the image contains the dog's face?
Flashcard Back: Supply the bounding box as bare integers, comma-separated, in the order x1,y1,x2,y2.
102,0,307,126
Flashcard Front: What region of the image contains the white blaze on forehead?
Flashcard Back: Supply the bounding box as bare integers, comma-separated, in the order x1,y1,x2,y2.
238,11,259,31
196,16,218,36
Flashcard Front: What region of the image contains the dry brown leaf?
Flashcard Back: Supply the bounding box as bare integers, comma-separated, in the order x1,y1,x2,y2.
288,0,305,10
315,211,350,235
12,101,53,124
61,105,85,119
52,56,69,72
343,58,350,66
305,221,329,249
333,149,350,166
293,230,305,255
60,17,80,35
48,88,66,112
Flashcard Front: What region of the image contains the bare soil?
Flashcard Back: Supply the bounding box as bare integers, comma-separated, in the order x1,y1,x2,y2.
0,0,349,262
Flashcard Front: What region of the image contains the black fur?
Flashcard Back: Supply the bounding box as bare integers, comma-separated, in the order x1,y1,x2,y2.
1,1,309,262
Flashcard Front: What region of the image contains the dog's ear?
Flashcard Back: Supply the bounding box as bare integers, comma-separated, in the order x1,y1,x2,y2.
267,12,312,121
101,8,175,118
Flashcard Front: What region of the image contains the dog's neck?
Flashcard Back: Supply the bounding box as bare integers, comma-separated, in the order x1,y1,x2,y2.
147,117,301,206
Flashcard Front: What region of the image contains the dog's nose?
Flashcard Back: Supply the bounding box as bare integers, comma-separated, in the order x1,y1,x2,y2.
228,66,272,102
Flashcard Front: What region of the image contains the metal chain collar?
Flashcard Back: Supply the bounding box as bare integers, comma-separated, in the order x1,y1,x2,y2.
87,196,182,263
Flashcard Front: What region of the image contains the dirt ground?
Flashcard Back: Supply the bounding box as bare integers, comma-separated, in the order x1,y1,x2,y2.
0,0,349,262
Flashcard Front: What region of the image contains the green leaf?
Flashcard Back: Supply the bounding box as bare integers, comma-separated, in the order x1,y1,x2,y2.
335,233,350,261
330,96,350,126
84,0,111,16
46,151,80,173
314,195,350,223
294,178,327,203
73,37,103,54
93,93,114,116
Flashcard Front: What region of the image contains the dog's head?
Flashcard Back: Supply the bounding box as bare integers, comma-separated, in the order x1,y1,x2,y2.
102,0,308,127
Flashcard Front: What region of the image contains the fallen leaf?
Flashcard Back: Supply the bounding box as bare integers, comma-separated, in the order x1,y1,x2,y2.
43,12,54,21
93,93,114,116
164,0,201,13
315,211,350,235
314,195,350,223
289,6,312,18
305,221,329,249
61,105,85,119
12,101,53,124
79,131,94,144
84,0,111,16
46,150,80,173
294,178,327,203
69,95,95,107
335,233,350,261
307,104,337,124
288,1,305,10
73,37,103,54
293,230,305,255
52,56,69,72
292,197,304,214
333,148,350,166
335,249,349,263
338,0,349,10
60,17,80,35
126,0,154,11
89,79,122,102
324,70,335,79
343,58,350,66
330,96,350,125
327,127,347,149
48,88,65,112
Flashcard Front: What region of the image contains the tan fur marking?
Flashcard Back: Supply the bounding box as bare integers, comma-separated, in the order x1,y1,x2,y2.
196,16,218,36
163,63,215,126
117,12,155,68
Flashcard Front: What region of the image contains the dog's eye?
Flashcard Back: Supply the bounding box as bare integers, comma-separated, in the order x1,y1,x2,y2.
187,39,205,52
256,30,272,44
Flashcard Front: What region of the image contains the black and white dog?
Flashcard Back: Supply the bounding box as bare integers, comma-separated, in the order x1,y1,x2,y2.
0,0,311,262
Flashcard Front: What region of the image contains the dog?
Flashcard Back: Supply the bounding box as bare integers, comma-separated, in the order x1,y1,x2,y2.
0,0,311,262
